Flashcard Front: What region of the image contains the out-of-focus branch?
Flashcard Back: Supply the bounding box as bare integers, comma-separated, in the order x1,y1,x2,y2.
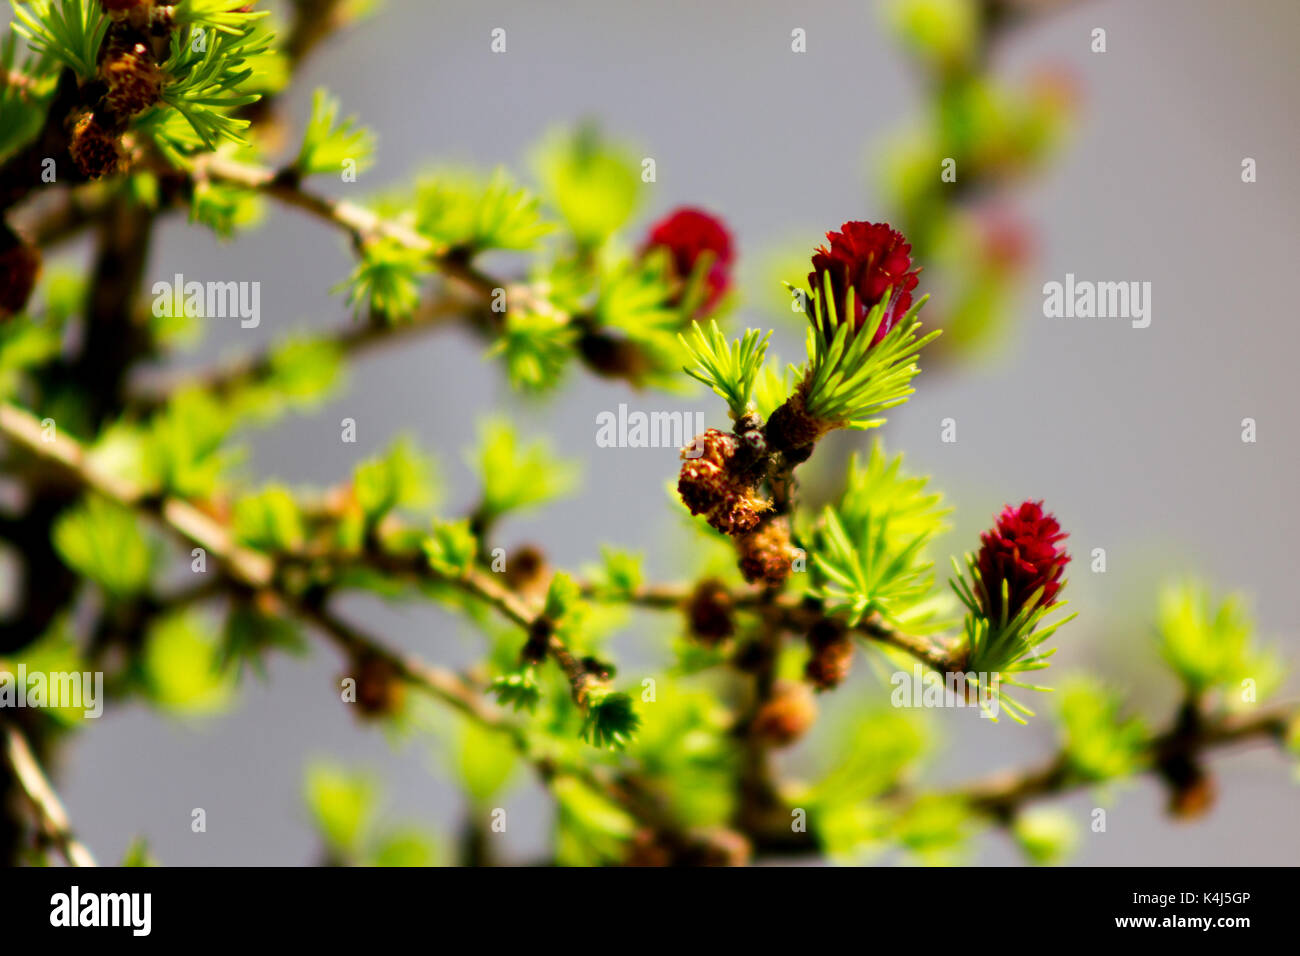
193,155,550,311
320,541,599,710
748,698,1299,857
195,155,430,249
1,720,96,867
8,184,115,249
0,402,679,844
952,700,1295,820
0,71,84,213
127,295,473,412
0,402,276,589
115,149,648,413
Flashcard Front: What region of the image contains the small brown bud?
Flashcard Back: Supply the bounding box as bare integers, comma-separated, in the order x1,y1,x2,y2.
751,680,817,746
578,332,648,381
1169,774,1216,820
101,38,162,116
686,578,735,644
502,544,549,600
737,518,796,586
804,618,853,690
731,638,769,674
348,654,405,719
580,656,615,680
69,111,123,179
763,390,826,458
1161,753,1216,820
521,617,551,665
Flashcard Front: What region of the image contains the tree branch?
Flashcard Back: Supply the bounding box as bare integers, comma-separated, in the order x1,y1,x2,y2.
0,401,674,845
127,295,473,412
583,578,962,672
1,720,96,867
952,701,1295,820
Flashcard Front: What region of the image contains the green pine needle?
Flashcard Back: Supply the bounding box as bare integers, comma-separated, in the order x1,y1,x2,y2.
678,319,772,419
489,667,541,713
174,0,271,35
159,23,269,149
414,167,552,253
423,518,477,578
580,689,640,750
812,506,935,628
10,0,107,81
334,237,428,320
294,88,376,178
811,444,950,629
486,310,576,393
471,420,577,520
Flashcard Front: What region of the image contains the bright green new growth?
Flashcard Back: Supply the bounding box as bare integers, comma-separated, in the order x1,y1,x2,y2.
336,237,429,320
473,421,577,520
809,445,948,629
10,0,106,80
580,687,640,751
305,763,439,866
141,609,235,715
294,88,376,178
158,22,269,148
490,667,541,714
1157,581,1283,700
423,518,477,578
353,437,438,525
52,496,158,599
678,320,772,419
811,507,933,628
487,311,576,393
534,123,642,247
232,484,306,553
1058,675,1147,782
414,168,552,253
174,0,270,35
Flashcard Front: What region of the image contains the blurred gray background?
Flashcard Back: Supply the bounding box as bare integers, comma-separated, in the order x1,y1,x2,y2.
42,0,1300,864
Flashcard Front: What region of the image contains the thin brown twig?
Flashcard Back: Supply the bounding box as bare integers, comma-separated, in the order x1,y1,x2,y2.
127,295,473,412
325,541,597,708
0,403,275,588
195,155,557,312
584,579,962,672
1,720,96,867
